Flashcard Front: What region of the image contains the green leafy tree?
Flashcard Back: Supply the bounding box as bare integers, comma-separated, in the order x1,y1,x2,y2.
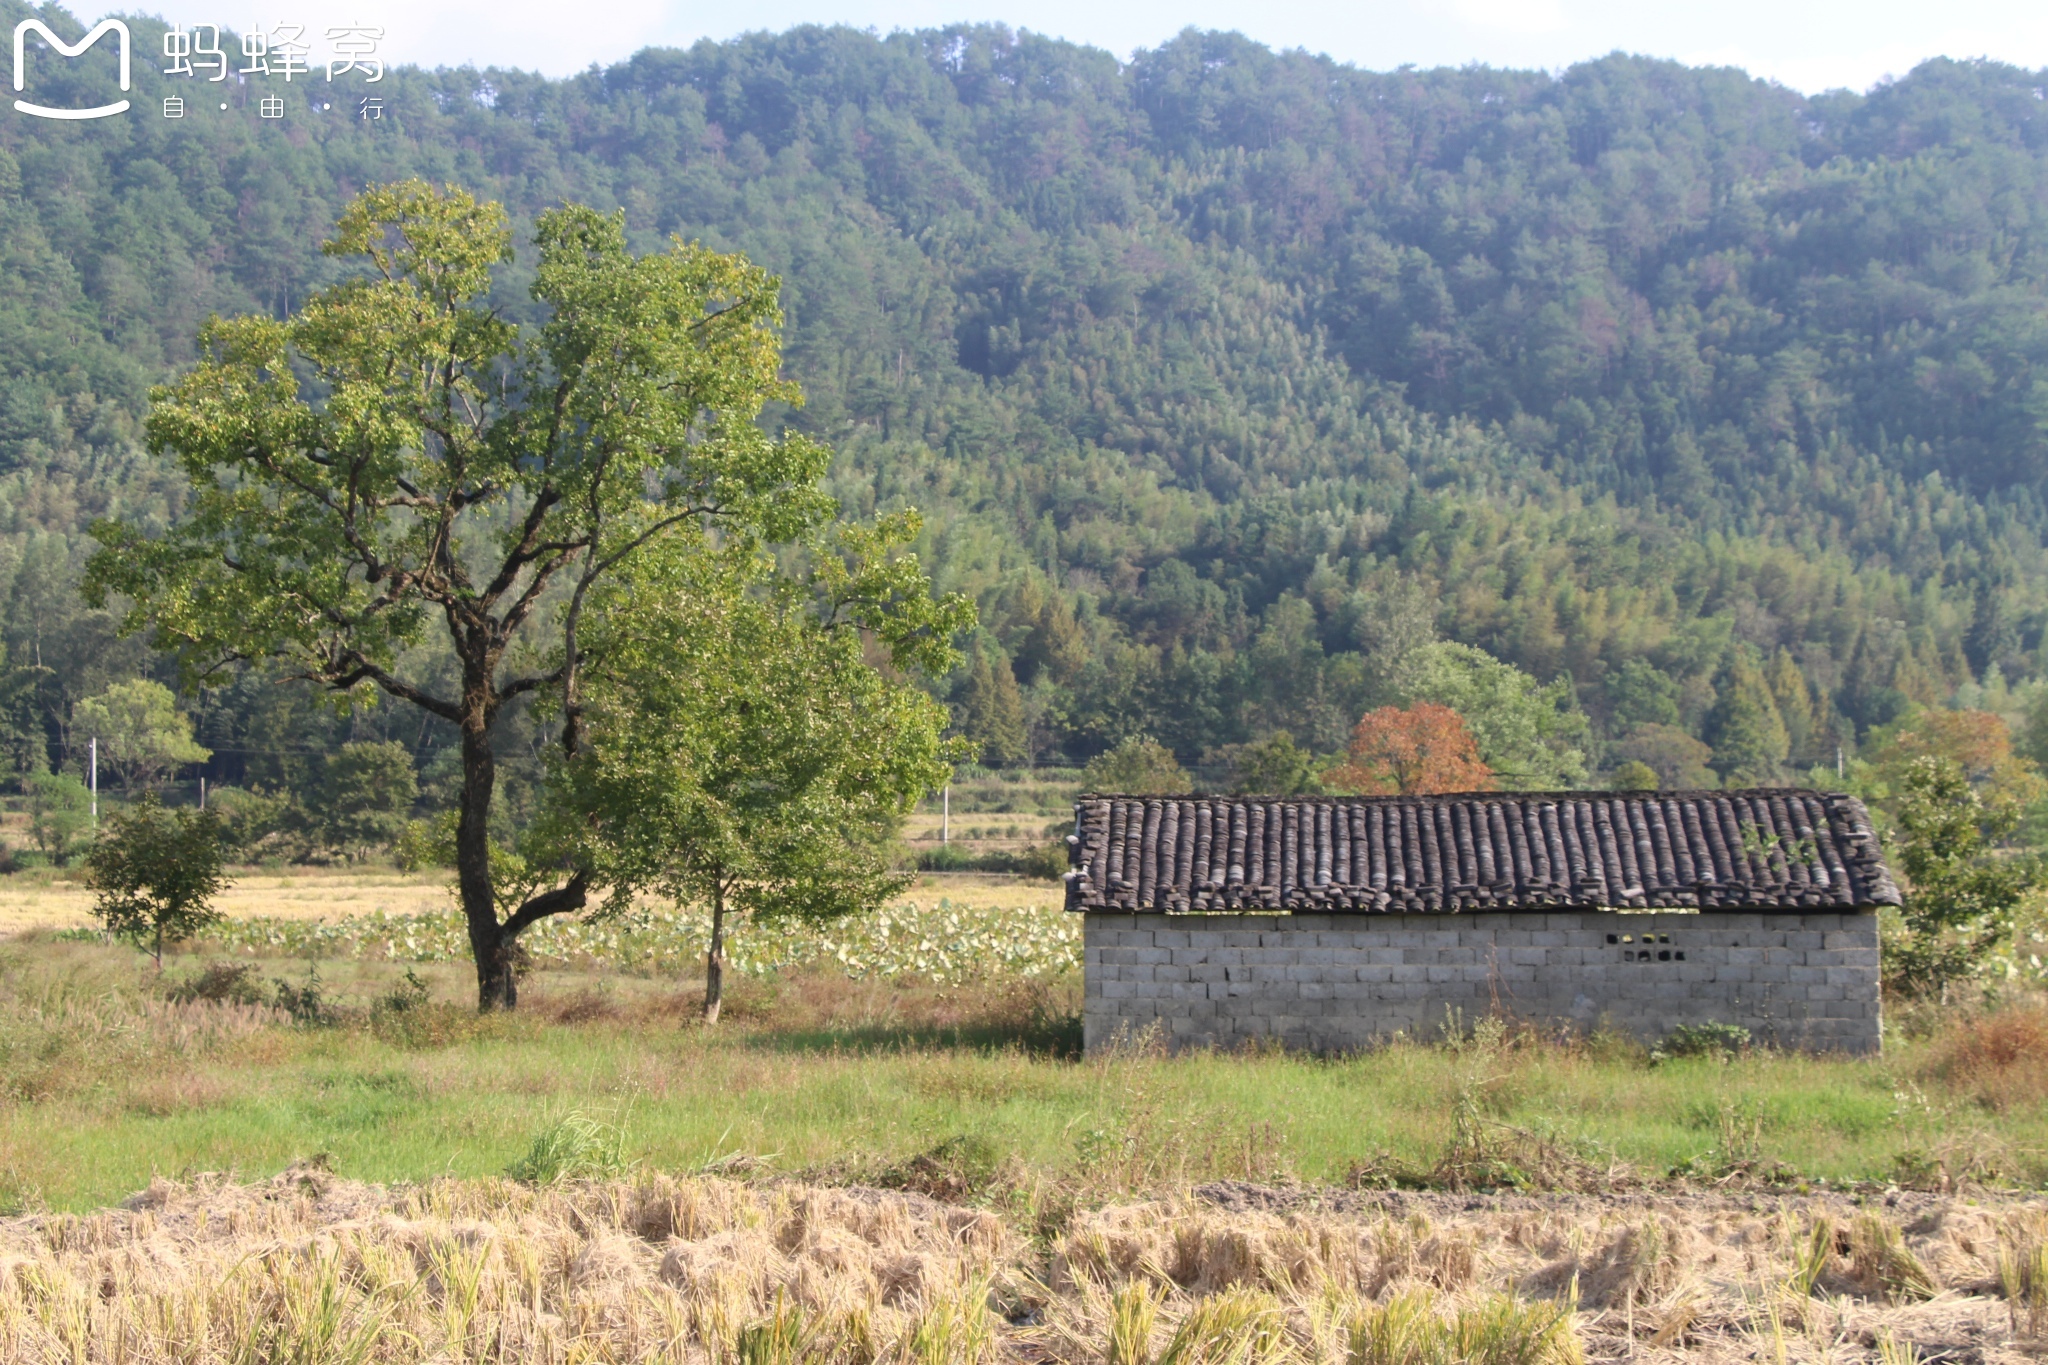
1609,760,1660,791
88,182,845,1009
1404,643,1589,789
85,795,231,969
70,680,209,791
317,740,419,860
1886,756,2043,995
1605,659,1681,728
1224,731,1326,795
1082,737,1193,794
25,773,93,864
546,534,965,1022
1612,723,1718,790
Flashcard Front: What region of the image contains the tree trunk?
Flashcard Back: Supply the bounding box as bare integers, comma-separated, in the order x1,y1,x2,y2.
456,696,514,1011
703,885,725,1024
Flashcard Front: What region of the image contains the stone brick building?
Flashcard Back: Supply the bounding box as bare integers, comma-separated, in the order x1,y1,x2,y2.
1064,790,1898,1055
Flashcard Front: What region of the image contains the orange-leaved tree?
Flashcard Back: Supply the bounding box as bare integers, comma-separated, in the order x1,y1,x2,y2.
1325,702,1495,795
1867,708,2046,816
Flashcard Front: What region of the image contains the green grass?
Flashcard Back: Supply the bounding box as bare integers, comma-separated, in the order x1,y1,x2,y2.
1,935,2044,1212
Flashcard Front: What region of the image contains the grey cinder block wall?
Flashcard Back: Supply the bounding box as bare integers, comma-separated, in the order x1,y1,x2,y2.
1083,909,1882,1054
1066,791,1898,1056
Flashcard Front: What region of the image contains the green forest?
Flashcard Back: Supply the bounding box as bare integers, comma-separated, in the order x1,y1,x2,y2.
10,2,2048,837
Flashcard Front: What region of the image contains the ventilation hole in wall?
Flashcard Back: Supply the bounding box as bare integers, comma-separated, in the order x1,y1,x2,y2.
1621,933,1635,943
1658,950,1671,961
1659,934,1672,943
1675,951,1686,961
1606,934,1618,944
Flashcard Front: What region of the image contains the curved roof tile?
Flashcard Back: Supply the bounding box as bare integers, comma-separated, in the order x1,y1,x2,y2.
1063,790,1899,913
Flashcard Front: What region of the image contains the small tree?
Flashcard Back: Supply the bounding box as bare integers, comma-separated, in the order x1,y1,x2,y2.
70,680,210,791
25,773,93,864
316,740,418,860
1082,737,1192,795
1611,722,1718,790
1325,702,1494,795
550,532,965,1023
1225,731,1325,795
1609,760,1660,791
1886,755,2042,995
85,796,231,969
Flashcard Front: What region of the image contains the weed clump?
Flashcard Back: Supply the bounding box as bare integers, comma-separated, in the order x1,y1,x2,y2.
164,960,268,1006
368,968,491,1048
505,1110,636,1183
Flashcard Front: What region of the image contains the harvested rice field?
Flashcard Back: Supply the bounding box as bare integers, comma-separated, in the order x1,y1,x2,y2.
2,1167,2044,1363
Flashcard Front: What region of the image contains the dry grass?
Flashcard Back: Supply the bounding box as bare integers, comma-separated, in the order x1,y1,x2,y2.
0,1167,2043,1363
1921,1003,2048,1112
0,867,461,933
0,867,1052,934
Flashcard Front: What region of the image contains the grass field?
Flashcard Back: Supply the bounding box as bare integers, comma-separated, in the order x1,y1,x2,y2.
1,867,2046,1214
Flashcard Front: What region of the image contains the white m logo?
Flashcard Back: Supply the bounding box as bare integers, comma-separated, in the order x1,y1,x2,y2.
14,19,131,120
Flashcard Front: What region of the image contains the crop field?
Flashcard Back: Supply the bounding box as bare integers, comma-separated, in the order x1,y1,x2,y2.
3,1163,2046,1362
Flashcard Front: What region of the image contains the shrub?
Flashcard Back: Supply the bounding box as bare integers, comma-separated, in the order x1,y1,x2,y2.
271,964,334,1027
369,969,488,1048
1920,1001,2048,1110
1651,1021,1751,1062
166,961,267,1006
917,842,1065,879
24,773,92,865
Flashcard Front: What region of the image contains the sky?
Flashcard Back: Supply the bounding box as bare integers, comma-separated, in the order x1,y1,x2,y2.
135,0,2048,92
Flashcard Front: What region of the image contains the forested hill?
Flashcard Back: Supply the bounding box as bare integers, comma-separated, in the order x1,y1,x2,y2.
7,3,2048,790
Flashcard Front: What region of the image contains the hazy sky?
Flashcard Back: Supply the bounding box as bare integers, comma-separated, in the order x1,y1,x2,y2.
136,0,2048,91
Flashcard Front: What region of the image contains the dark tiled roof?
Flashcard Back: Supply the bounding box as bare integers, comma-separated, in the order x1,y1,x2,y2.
1064,790,1900,914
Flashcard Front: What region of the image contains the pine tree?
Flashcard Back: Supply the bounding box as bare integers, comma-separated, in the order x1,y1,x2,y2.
1017,592,1088,687
1706,651,1790,786
959,643,1028,766
1766,650,1815,764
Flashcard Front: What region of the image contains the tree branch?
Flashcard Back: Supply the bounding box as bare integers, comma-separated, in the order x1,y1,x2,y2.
498,666,568,701
500,869,591,938
324,659,461,720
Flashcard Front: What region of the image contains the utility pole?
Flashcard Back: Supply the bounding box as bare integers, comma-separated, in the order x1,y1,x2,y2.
89,736,98,828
